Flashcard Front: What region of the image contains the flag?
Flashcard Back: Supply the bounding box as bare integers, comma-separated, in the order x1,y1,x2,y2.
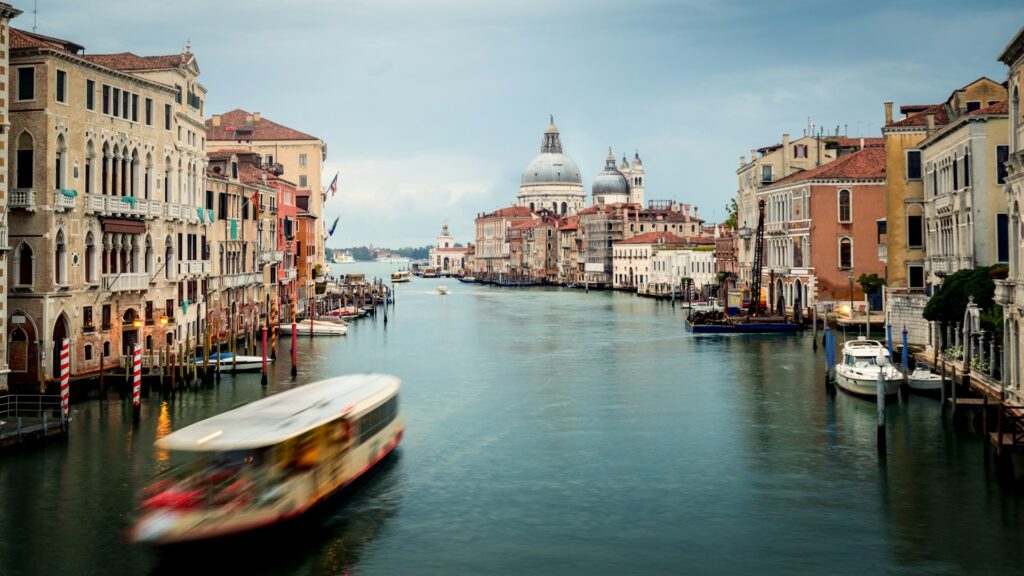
251,191,260,218
327,216,340,237
328,173,339,197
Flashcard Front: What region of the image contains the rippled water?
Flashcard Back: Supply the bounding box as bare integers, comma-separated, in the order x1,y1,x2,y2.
2,263,1023,575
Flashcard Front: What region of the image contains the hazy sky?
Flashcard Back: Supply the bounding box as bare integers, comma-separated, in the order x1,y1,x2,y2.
24,0,1024,247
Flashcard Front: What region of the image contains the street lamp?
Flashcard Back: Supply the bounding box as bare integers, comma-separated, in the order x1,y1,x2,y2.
848,271,855,319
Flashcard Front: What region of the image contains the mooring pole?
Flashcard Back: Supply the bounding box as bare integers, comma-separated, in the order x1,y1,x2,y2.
877,351,886,453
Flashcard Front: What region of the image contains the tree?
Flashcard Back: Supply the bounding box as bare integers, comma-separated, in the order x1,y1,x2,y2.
857,273,885,295
922,266,996,324
724,197,738,229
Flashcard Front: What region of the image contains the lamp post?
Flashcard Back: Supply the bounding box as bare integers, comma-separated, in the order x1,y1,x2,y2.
848,271,855,321
159,314,169,390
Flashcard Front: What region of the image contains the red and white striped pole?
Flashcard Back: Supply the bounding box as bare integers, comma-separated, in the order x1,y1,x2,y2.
60,338,70,427
132,343,142,424
291,299,298,378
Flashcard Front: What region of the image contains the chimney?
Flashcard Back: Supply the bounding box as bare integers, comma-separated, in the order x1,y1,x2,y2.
212,115,221,127
859,137,864,150
782,133,790,147
750,149,757,161
926,113,935,135
740,155,746,168
693,206,699,220
884,102,893,124
253,112,261,122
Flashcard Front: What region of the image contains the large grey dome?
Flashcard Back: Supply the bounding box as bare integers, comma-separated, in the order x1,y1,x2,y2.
592,149,630,198
521,152,582,185
520,117,583,186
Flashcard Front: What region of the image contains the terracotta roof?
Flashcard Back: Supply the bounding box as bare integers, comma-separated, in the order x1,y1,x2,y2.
510,220,535,230
10,28,83,53
479,206,533,219
559,216,579,231
828,137,884,148
887,103,949,127
899,104,933,114
769,146,886,186
207,148,258,160
82,52,192,71
435,247,469,252
206,109,319,142
970,100,1009,115
619,231,689,245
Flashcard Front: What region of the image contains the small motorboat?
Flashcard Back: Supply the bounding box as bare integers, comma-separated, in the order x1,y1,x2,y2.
457,276,479,284
391,270,412,283
195,352,270,373
907,362,947,393
277,319,348,336
436,286,449,295
833,337,903,399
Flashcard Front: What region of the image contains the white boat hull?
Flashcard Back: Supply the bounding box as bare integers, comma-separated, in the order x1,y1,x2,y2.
277,321,347,336
834,370,903,397
908,375,945,391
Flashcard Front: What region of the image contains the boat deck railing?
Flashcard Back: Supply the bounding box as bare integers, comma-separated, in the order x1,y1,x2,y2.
0,394,66,447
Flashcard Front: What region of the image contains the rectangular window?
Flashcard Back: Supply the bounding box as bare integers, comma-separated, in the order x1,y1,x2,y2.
112,88,120,118
102,304,112,329
299,154,308,167
966,101,981,113
906,150,922,180
102,84,110,114
16,149,33,188
998,213,1009,263
166,298,175,320
145,98,152,125
175,84,182,104
86,79,95,110
83,306,93,330
55,69,66,103
123,92,129,120
964,154,970,187
165,104,172,130
998,145,1009,184
761,165,773,183
299,175,308,187
132,94,139,122
17,67,34,101
952,157,959,189
907,215,923,248
145,301,154,324
908,264,925,290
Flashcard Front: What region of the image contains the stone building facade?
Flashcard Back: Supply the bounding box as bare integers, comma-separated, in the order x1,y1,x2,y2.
6,28,209,390
0,4,19,390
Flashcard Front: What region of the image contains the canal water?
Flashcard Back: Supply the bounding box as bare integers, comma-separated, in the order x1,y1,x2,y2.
2,262,1023,575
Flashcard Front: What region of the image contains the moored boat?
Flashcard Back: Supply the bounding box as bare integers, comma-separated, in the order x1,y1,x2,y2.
129,373,403,545
833,337,903,398
907,362,947,393
277,319,348,336
193,352,271,372
457,276,478,284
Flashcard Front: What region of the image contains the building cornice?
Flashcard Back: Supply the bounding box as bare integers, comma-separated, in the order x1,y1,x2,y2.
998,25,1024,66
919,113,1006,150
12,47,176,95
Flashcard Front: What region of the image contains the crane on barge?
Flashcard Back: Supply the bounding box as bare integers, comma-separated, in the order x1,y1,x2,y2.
747,198,766,316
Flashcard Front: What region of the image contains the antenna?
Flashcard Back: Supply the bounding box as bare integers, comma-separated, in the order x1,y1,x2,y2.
32,0,38,33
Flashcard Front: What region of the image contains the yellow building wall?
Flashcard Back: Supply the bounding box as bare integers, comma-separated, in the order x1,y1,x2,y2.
884,129,927,288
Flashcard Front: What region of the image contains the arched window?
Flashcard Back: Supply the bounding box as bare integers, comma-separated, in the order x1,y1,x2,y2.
1013,86,1020,151
54,229,67,285
839,237,852,269
164,236,174,280
144,153,152,199
145,235,153,275
102,142,111,195
130,148,139,197
8,325,27,373
15,242,32,286
529,202,535,212
15,132,33,189
85,140,95,195
838,189,851,223
85,232,96,283
54,134,66,190
164,157,172,203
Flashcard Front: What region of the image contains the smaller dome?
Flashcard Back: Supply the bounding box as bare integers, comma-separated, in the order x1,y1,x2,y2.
632,151,643,168
620,155,629,171
593,148,630,198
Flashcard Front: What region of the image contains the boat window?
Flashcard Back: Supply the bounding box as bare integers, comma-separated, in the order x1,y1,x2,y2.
355,395,399,445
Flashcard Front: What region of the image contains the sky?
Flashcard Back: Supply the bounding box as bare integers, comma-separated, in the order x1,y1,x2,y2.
22,0,1024,247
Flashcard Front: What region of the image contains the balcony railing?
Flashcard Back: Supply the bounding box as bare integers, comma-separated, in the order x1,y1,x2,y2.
220,272,262,289
83,193,162,219
9,189,36,211
283,268,297,282
177,260,212,276
260,250,283,264
102,272,150,292
53,189,76,212
995,280,1012,306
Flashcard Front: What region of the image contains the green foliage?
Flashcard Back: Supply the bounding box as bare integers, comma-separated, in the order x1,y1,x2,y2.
922,266,996,323
724,197,738,229
981,304,1004,335
332,245,432,261
857,273,885,295
312,264,324,279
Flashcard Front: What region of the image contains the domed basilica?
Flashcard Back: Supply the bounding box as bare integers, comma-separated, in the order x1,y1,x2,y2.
517,117,644,215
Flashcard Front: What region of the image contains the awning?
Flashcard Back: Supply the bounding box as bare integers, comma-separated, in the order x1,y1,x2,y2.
100,217,146,234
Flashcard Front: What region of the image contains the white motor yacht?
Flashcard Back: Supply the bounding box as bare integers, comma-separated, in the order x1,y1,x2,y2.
834,337,903,398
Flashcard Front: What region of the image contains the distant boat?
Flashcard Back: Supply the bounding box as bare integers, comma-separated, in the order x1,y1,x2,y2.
278,319,347,336
422,267,439,278
391,270,412,283
457,276,478,284
436,286,449,295
375,256,411,263
332,252,356,264
194,352,269,372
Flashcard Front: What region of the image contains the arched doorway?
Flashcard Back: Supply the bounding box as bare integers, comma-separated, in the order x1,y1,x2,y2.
122,308,139,356
793,279,803,323
443,257,450,271
775,278,784,315
52,314,69,380
7,312,38,390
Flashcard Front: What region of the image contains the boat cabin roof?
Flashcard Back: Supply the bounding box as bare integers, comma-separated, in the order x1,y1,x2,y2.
156,373,400,452
842,339,889,356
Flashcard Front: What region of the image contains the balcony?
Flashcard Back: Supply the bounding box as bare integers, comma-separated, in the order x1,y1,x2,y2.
220,271,262,289
83,193,162,219
53,189,76,212
934,194,953,214
9,189,36,211
102,272,150,292
177,260,212,276
260,250,283,264
995,280,1012,306
282,268,297,282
